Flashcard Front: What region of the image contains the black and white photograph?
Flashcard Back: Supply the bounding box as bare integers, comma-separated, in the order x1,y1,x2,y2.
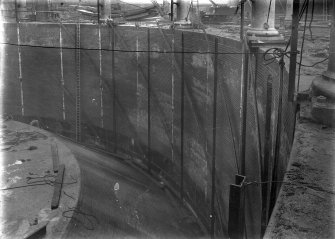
0,0,334,238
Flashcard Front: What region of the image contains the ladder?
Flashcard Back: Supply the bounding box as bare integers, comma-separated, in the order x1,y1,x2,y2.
75,23,81,142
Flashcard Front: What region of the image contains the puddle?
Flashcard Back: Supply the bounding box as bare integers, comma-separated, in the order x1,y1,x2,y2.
114,182,120,191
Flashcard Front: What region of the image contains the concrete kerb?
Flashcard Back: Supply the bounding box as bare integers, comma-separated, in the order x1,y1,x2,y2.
1,120,81,239
263,127,300,238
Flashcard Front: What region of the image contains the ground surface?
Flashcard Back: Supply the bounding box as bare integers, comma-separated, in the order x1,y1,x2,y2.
264,24,335,238
0,120,80,239
61,138,205,239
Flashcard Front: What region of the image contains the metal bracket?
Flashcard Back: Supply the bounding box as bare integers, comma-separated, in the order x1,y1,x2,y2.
228,174,246,239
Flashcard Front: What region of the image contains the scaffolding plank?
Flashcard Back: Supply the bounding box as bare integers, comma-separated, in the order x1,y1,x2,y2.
51,164,65,210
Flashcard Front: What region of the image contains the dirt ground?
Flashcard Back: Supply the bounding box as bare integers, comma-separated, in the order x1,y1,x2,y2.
265,24,335,238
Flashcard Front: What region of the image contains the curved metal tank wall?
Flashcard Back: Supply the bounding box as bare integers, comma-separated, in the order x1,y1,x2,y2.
2,22,295,238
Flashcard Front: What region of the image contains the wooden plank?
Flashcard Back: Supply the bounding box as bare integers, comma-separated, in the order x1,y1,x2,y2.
50,142,59,173
51,164,65,210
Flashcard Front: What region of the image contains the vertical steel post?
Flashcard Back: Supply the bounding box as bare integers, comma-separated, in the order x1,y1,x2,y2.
15,0,24,116
99,24,104,129
288,0,300,102
261,75,273,234
97,0,100,24
228,175,246,239
210,37,218,239
14,0,19,22
60,24,65,121
147,28,152,173
239,43,249,175
240,0,244,41
170,0,174,21
171,33,175,163
112,27,117,153
180,32,185,199
270,55,285,214
75,23,81,142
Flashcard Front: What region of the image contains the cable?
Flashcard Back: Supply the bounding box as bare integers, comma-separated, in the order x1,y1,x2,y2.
244,180,335,195
297,0,309,92
1,174,78,190
63,190,76,200
297,57,328,67
1,183,51,190
62,206,99,231
0,41,299,55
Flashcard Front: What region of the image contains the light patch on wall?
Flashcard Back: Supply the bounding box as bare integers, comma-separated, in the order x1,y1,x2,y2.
191,54,207,68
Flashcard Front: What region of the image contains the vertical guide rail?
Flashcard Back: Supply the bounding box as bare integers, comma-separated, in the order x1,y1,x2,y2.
270,55,285,213
136,36,140,131
97,0,100,24
147,28,152,173
75,23,81,142
112,27,117,153
99,24,104,128
171,33,175,163
59,24,65,120
261,75,273,234
210,37,218,239
239,42,249,175
239,0,244,41
170,0,174,21
15,0,24,116
180,32,185,199
288,0,300,102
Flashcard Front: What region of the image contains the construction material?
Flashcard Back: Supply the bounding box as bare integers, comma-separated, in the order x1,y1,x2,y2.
50,142,59,173
51,164,65,210
228,174,246,239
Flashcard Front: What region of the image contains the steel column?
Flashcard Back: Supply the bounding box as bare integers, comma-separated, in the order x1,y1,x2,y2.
75,23,81,142
228,175,246,239
147,28,152,173
59,24,65,121
261,74,273,234
97,0,100,23
112,27,117,153
270,55,285,214
210,37,218,239
180,32,185,199
15,2,24,116
239,43,249,175
288,0,300,102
